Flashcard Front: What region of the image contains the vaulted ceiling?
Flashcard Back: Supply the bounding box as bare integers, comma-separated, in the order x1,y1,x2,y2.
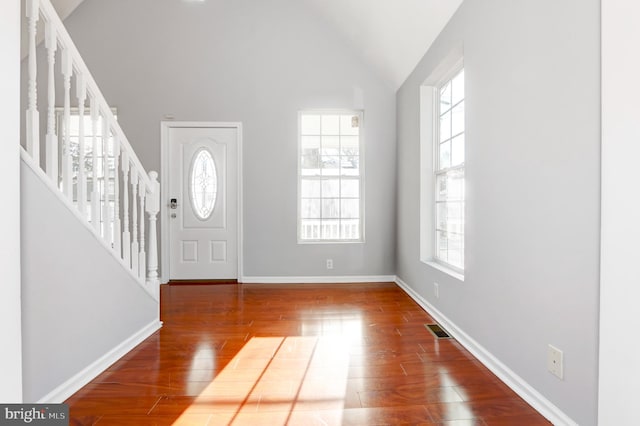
50,0,463,89
50,0,84,20
304,0,463,88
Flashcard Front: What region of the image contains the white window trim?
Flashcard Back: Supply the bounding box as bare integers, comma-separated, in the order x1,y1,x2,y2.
297,109,365,244
419,46,465,281
55,106,118,134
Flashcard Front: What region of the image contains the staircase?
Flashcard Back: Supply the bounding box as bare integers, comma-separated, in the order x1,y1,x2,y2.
21,0,162,402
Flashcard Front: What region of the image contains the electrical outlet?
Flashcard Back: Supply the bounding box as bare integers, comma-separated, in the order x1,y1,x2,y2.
434,282,439,299
326,259,333,269
547,344,563,380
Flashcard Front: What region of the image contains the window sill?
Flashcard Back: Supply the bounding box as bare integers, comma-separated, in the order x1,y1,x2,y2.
423,260,464,282
298,240,364,245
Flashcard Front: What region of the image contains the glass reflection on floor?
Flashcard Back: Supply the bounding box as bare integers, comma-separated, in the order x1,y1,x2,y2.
173,310,362,425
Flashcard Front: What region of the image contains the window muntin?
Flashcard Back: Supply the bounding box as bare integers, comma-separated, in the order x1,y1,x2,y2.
435,68,465,271
299,111,363,242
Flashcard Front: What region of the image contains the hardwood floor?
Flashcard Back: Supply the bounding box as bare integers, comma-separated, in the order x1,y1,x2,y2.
66,283,551,425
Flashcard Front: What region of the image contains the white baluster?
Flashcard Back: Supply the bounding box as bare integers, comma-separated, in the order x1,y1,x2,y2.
113,136,121,255
121,152,131,265
76,74,87,218
90,98,100,231
26,0,40,162
146,171,160,295
102,117,112,245
45,21,58,183
131,170,139,274
138,187,146,279
61,49,73,201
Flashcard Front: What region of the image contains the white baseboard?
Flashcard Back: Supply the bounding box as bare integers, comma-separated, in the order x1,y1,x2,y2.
394,277,577,426
37,320,162,403
240,275,396,284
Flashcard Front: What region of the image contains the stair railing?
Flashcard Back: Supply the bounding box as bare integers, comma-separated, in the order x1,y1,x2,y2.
23,0,160,299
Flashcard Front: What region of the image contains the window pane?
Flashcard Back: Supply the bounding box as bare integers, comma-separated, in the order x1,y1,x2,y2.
302,135,320,149
447,169,464,201
301,149,320,172
340,115,360,136
106,179,116,197
83,115,93,135
301,115,320,135
107,156,116,173
452,69,464,105
321,156,340,175
341,135,359,150
440,81,452,113
436,174,447,202
322,179,340,197
301,199,321,218
341,179,359,198
301,179,321,198
321,115,340,135
322,199,340,218
452,101,464,137
321,136,340,155
447,202,462,233
69,115,80,135
440,111,451,142
436,230,448,262
341,155,359,176
341,219,360,239
451,134,465,167
341,199,359,219
321,219,341,240
436,202,447,230
96,153,104,175
447,231,463,268
439,141,451,169
301,219,321,239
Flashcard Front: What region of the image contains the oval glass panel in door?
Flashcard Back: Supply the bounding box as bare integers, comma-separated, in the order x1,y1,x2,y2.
189,148,217,220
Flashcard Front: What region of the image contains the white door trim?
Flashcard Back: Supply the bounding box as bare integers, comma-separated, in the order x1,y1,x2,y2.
160,121,243,283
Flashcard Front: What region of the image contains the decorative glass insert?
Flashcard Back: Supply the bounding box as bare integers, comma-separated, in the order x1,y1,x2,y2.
190,148,217,220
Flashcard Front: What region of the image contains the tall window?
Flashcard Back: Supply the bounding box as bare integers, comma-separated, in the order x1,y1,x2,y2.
435,68,465,271
56,108,117,228
298,111,363,242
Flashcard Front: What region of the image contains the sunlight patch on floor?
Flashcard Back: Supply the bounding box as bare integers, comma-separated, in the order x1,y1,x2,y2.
172,335,351,425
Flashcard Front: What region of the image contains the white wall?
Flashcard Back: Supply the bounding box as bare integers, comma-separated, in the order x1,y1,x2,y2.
599,0,640,423
59,0,397,279
0,0,23,403
21,160,160,402
396,1,600,425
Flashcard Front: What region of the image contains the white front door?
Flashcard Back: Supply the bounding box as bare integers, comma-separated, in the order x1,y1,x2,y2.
167,125,238,280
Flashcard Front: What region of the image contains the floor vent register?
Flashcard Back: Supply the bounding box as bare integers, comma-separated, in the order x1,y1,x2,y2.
425,323,452,339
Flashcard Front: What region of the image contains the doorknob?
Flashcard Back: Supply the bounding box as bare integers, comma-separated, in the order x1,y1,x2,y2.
170,198,178,209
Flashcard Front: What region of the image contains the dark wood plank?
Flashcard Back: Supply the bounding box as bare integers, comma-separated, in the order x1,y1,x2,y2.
65,283,551,425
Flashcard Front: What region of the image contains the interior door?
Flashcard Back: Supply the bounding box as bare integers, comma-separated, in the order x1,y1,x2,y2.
168,126,238,279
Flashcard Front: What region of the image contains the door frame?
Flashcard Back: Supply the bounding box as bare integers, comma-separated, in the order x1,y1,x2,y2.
160,121,243,283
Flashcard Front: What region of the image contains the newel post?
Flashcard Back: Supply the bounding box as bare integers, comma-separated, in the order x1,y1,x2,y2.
145,171,160,298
